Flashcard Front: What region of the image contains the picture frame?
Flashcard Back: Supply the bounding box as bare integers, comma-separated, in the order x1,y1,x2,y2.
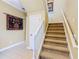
7,14,23,30
48,2,53,12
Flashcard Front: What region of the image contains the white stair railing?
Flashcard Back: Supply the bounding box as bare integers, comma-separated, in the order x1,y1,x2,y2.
34,20,46,59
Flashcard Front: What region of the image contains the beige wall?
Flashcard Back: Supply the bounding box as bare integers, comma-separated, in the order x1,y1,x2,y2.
63,0,78,59
64,0,78,40
27,10,48,59
0,1,26,48
48,0,66,22
21,0,45,13
25,10,48,48
21,0,48,48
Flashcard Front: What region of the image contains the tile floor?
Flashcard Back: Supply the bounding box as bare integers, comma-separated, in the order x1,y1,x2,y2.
0,43,33,59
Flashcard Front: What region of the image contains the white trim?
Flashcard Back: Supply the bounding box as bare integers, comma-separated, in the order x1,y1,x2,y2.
0,41,24,52
36,23,48,59
34,19,44,36
2,0,25,12
32,19,45,59
27,46,32,50
60,9,78,48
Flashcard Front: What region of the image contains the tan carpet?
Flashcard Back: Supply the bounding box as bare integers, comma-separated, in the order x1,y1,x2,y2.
39,23,70,59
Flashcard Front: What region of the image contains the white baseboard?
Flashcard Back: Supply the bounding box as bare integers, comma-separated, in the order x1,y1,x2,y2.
0,41,24,52
26,46,33,50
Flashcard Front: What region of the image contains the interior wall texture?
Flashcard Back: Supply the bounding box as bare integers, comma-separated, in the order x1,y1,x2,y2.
63,0,78,59
48,0,67,23
64,0,78,40
0,1,26,48
21,0,48,47
20,0,45,13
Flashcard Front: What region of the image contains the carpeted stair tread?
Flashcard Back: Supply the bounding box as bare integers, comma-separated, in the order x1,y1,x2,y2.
44,41,67,47
46,34,66,38
48,26,64,29
49,23,63,25
47,29,64,31
43,44,69,53
40,49,70,59
48,28,64,30
47,30,65,34
48,27,64,30
39,23,70,59
45,38,67,44
45,37,66,41
48,25,63,27
47,29,64,32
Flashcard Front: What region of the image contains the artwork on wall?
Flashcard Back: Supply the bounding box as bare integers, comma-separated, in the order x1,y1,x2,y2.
7,14,23,30
48,2,53,12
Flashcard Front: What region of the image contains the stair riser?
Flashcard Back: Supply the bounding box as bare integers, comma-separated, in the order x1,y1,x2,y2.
46,32,65,35
48,28,64,30
42,48,69,56
48,26,63,29
45,37,66,41
43,47,69,53
44,41,67,47
47,29,64,31
48,26,63,28
45,36,66,39
49,23,63,25
39,56,49,59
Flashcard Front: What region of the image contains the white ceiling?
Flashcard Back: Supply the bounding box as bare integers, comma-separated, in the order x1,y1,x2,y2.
2,0,25,12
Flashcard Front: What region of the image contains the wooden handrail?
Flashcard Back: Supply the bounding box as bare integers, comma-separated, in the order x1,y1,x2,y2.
61,9,78,48
64,14,78,45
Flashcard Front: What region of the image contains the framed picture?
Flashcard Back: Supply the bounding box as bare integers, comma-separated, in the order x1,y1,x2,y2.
7,14,23,30
48,2,53,12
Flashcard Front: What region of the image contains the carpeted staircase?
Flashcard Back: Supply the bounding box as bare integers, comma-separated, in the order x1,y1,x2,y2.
39,23,70,59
